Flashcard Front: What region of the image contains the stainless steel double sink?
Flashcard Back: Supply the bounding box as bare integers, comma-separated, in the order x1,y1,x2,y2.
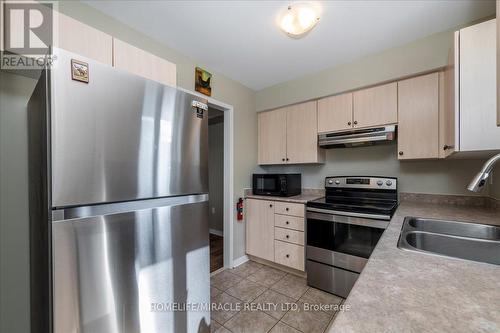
398,217,500,266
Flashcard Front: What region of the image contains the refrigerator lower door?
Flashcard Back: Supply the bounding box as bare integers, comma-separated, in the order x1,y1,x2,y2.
52,196,210,333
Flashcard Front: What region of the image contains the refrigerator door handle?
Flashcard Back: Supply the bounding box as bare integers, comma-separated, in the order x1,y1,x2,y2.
52,194,209,222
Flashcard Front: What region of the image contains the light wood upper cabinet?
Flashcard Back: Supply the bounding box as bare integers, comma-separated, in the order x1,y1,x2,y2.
54,12,113,65
113,38,177,87
245,199,275,262
398,73,440,160
258,108,287,164
317,93,353,133
353,82,398,128
286,101,324,164
459,19,499,151
258,102,324,165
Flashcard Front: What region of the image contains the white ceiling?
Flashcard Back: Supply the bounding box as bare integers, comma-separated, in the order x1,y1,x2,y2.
85,0,495,91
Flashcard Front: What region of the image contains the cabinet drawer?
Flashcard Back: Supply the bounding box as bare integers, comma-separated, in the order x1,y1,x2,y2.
274,214,304,231
274,202,304,217
275,240,305,271
274,227,304,246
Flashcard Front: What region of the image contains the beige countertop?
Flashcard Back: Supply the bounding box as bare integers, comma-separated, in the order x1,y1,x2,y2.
244,189,324,204
329,200,500,333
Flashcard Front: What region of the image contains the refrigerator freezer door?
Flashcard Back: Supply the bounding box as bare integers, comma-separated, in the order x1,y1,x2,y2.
50,49,208,208
52,196,210,333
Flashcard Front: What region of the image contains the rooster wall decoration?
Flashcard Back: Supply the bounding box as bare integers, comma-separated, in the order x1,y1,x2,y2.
195,67,212,96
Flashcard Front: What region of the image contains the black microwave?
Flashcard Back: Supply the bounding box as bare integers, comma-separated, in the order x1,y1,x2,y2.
252,174,301,197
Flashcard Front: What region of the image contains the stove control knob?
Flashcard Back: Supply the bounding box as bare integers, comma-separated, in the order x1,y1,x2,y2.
328,179,333,184
377,180,383,186
335,180,340,185
386,180,393,186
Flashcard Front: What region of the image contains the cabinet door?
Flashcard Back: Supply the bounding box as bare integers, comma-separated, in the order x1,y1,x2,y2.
398,73,439,160
353,82,398,128
317,93,353,133
113,38,177,87
440,36,458,158
459,19,500,151
286,101,324,164
245,199,275,262
258,109,287,165
55,12,113,65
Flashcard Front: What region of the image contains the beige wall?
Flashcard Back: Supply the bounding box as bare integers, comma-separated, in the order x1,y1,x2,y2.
263,144,489,196
56,1,258,260
256,28,455,112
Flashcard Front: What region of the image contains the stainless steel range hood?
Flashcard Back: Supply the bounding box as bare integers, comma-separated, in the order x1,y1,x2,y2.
318,125,397,148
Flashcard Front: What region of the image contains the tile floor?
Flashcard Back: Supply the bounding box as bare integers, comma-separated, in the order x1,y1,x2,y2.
210,260,345,333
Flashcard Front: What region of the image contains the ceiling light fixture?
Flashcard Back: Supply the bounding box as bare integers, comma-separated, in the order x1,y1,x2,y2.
279,2,320,38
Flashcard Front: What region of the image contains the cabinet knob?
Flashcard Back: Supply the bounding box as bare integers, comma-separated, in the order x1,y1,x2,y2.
286,235,290,239
286,158,289,161
353,120,358,125
348,121,351,126
286,221,290,225
269,204,273,208
285,207,289,211
282,158,285,161
399,151,404,156
286,254,290,258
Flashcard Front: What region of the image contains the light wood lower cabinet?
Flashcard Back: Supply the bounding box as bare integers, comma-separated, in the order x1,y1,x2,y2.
398,73,440,159
245,199,275,262
274,240,305,271
246,198,305,271
274,201,304,218
274,214,304,231
274,227,304,245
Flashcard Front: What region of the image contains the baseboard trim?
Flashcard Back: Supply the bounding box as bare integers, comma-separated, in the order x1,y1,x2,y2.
209,229,223,237
232,255,249,268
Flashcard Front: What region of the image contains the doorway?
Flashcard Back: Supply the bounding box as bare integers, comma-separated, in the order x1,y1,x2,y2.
208,107,224,272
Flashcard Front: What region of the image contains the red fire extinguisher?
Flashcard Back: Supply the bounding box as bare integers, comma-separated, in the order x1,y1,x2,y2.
236,198,243,221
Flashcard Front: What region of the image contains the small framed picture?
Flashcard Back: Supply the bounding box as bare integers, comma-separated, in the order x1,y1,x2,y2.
195,67,212,96
71,59,89,83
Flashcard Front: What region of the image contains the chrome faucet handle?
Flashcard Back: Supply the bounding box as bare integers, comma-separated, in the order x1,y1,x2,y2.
467,153,500,192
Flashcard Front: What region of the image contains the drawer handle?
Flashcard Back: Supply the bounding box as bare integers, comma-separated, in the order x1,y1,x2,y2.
286,254,290,258
285,207,289,211
286,221,290,225
286,235,290,239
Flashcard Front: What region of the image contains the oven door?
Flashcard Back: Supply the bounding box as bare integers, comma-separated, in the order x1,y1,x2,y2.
306,210,385,272
252,174,283,196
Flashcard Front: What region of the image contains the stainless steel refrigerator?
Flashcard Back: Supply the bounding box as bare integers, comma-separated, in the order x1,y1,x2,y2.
28,48,210,333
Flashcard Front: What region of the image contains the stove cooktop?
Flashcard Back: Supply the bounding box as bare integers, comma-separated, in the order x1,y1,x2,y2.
307,196,398,217
307,176,399,219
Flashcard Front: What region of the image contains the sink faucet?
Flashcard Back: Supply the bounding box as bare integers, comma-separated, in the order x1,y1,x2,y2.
467,153,500,192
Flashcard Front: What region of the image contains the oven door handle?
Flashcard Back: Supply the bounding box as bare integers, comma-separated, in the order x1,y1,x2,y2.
306,208,390,229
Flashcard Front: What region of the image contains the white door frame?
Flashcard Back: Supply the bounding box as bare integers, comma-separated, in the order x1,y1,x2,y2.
179,88,234,269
